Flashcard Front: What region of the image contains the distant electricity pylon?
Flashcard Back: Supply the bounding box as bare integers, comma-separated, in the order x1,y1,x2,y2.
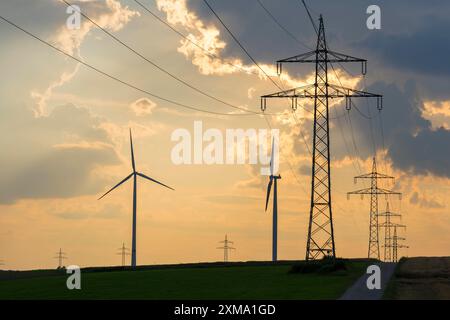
348,158,401,260
217,235,235,262
261,15,383,260
98,129,174,268
378,202,405,262
387,226,408,262
117,242,131,267
54,248,67,268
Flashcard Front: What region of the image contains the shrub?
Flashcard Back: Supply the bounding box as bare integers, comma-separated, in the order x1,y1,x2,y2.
289,257,347,274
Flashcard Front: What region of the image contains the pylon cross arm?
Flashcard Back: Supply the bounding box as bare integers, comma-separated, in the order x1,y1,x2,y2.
347,187,401,196
261,83,382,112
261,83,381,99
277,48,367,65
275,49,367,75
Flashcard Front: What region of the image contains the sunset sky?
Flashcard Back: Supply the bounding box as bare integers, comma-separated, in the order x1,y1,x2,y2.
0,0,449,270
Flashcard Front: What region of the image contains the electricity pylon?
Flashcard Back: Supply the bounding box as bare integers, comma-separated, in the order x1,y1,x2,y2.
261,15,383,260
387,226,408,262
378,202,404,262
217,235,235,262
54,248,67,268
117,242,130,267
347,158,401,260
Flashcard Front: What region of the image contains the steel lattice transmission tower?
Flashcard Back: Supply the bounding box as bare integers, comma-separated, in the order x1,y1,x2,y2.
54,248,67,268
261,15,383,260
347,158,401,260
217,235,235,262
388,226,408,262
117,242,131,267
378,202,404,262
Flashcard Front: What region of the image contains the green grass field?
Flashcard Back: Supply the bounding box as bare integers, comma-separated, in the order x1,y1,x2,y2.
0,261,369,300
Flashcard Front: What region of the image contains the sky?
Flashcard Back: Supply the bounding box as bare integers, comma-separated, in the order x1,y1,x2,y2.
0,0,449,270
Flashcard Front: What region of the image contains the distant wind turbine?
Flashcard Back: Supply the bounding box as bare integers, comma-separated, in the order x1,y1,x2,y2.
265,138,281,262
99,129,174,268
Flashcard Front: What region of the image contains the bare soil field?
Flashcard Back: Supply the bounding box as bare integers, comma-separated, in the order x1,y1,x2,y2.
387,257,450,299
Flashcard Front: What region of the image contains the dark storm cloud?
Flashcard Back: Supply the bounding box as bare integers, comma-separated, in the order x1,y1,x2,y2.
187,0,450,67
349,81,450,178
185,0,450,99
359,19,450,77
388,127,450,178
0,104,121,204
0,144,119,204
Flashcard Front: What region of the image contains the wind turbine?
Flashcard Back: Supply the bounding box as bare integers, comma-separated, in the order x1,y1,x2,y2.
265,138,281,262
98,129,174,268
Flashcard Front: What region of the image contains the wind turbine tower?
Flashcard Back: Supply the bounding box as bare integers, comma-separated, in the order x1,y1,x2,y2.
99,129,174,268
217,235,235,262
265,138,281,261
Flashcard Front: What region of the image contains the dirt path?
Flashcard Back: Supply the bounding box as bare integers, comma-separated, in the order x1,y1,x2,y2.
339,262,397,300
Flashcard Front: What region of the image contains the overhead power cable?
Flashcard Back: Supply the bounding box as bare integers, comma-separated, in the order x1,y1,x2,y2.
0,15,263,117
61,0,263,116
255,0,312,50
202,0,284,92
132,0,262,76
300,0,318,35
202,0,312,190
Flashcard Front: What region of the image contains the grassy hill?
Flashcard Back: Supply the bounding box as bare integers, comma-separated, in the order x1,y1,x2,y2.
0,260,370,300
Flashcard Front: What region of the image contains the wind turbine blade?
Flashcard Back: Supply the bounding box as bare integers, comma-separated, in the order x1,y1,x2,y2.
265,178,273,211
98,173,133,200
130,129,136,172
137,172,174,190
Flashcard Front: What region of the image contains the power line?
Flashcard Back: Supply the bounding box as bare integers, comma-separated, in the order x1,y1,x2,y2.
203,1,361,230
0,12,308,197
311,0,381,172
329,62,364,176
348,158,402,260
203,0,317,122
300,0,318,35
134,0,315,124
362,76,378,156
61,0,262,116
257,0,362,228
202,0,284,92
202,0,314,190
255,0,312,50
284,0,368,228
132,0,261,76
262,16,382,260
0,15,265,117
